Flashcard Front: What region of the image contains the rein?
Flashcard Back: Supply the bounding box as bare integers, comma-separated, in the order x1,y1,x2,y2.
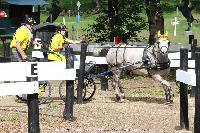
87,61,148,79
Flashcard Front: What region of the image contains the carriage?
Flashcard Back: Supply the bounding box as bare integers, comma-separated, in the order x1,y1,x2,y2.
31,23,97,103
30,24,173,104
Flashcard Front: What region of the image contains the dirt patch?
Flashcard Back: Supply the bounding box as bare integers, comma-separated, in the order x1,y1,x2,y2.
0,78,195,133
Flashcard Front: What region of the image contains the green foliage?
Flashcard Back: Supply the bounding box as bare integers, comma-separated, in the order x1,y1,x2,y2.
83,0,148,42
192,0,200,12
160,1,177,13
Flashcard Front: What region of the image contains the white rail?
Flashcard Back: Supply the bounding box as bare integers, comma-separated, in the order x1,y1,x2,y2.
176,69,196,86
0,62,76,96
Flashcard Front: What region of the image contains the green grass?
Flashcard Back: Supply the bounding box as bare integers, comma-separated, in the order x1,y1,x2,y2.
46,102,59,111
0,113,18,121
126,85,180,97
126,87,166,97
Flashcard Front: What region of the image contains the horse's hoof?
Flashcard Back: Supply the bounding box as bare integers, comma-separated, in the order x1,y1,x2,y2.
167,99,173,104
116,95,121,101
165,92,174,104
119,98,125,103
166,97,174,104
170,100,173,103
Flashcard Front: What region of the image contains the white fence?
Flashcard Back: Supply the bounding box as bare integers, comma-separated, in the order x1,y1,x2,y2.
169,51,196,86
0,62,76,96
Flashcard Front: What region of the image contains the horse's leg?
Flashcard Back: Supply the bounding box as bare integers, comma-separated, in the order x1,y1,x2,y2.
151,74,174,103
186,22,191,31
111,69,125,102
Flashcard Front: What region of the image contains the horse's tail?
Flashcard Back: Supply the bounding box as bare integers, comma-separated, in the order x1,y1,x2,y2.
194,19,199,23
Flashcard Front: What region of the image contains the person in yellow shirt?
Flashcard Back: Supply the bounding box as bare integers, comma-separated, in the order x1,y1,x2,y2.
10,17,42,101
10,17,40,61
48,23,82,61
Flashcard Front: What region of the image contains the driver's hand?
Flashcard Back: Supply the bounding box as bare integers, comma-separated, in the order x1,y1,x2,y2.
33,39,43,46
22,54,27,60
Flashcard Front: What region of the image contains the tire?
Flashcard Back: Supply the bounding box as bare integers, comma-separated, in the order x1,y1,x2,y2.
81,78,96,101
38,81,51,104
59,78,96,102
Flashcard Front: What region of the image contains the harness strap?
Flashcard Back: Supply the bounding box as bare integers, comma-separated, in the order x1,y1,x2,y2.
48,51,63,61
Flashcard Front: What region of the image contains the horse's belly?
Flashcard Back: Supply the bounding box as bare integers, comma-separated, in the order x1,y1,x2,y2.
106,48,125,64
131,69,148,76
106,46,144,65
148,68,170,77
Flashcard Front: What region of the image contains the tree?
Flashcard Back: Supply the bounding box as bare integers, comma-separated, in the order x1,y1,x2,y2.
46,0,62,23
92,0,101,13
84,0,147,43
145,0,164,46
95,0,101,9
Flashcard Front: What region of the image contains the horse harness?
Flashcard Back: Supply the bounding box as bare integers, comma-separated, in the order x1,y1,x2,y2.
105,42,170,80
143,43,170,70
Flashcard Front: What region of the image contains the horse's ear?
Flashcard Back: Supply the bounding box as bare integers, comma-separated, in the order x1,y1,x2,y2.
157,30,161,38
164,31,168,37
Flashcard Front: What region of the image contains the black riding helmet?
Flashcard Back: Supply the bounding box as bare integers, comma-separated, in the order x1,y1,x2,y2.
25,17,36,26
57,23,67,31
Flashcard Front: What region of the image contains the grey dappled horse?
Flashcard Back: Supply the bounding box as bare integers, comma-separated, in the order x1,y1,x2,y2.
106,31,173,103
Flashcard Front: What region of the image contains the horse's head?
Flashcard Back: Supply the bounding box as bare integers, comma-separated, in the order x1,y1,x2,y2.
156,31,170,54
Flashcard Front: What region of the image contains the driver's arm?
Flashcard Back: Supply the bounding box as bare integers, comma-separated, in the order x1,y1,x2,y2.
15,40,27,60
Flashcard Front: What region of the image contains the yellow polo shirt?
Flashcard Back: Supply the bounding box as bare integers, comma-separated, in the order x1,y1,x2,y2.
49,33,64,53
10,25,31,50
48,33,66,61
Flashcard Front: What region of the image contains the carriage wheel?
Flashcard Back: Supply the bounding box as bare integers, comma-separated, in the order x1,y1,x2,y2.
16,81,51,104
59,80,77,102
81,78,96,101
59,78,96,102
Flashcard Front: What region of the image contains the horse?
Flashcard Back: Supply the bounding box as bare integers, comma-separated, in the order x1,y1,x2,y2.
106,31,173,103
178,1,199,31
